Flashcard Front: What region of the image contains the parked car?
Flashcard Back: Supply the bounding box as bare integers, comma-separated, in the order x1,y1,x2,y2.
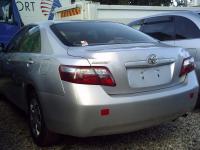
128,11,200,107
0,21,198,146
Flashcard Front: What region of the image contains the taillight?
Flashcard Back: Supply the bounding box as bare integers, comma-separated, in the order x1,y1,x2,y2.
59,65,116,86
179,57,195,77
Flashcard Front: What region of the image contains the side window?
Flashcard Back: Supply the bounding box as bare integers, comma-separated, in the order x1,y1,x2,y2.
129,20,144,30
6,27,29,52
141,16,174,41
18,26,41,53
174,16,200,40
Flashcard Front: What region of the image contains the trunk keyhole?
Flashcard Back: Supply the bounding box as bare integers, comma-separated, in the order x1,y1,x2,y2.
141,71,144,80
156,70,160,78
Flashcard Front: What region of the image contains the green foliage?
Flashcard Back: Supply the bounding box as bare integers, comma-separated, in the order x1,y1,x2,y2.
92,0,172,6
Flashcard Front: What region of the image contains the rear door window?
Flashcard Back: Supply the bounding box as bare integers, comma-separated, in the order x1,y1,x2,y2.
18,26,41,53
6,25,37,52
174,16,200,40
141,16,175,41
6,27,29,52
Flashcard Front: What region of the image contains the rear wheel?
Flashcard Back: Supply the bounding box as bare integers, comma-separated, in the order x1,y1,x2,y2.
28,90,60,146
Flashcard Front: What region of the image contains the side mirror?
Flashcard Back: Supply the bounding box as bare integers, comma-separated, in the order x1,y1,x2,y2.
0,43,5,52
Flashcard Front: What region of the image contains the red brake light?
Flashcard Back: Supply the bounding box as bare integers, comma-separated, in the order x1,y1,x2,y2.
59,65,116,86
179,57,195,77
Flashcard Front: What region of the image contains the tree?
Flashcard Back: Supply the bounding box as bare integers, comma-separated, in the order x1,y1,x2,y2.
92,0,172,6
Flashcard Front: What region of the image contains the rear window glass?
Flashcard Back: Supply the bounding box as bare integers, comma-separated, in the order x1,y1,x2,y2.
174,16,200,40
50,22,155,46
141,16,174,41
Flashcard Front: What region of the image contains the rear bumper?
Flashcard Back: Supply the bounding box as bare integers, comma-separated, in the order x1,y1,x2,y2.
38,72,199,137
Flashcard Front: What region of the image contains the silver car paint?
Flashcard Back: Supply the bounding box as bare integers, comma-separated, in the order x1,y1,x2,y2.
128,11,200,84
39,72,198,136
0,21,198,137
67,43,187,95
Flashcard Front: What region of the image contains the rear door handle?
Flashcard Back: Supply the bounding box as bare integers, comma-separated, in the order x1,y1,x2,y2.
26,58,35,65
27,60,34,64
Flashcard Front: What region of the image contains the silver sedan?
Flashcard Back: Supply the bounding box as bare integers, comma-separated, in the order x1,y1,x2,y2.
128,11,200,107
0,21,198,146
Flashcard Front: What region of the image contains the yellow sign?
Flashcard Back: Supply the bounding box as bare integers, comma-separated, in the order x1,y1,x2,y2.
60,8,81,18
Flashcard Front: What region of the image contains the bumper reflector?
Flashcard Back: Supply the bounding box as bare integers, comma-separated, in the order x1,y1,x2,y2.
100,108,110,116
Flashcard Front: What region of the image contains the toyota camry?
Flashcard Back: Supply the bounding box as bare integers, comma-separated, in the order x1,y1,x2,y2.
0,21,198,146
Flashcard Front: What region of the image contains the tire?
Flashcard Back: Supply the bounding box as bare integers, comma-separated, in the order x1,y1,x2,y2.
28,90,60,146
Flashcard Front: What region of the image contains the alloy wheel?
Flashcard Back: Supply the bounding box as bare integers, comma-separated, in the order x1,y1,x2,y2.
29,97,42,138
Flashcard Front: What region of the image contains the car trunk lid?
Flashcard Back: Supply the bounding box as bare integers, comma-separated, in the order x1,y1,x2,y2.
67,43,186,95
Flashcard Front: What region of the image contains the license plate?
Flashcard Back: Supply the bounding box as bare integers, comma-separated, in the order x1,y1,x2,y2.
127,65,172,88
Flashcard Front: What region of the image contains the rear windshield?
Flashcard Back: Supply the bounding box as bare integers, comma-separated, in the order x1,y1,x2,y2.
50,22,156,46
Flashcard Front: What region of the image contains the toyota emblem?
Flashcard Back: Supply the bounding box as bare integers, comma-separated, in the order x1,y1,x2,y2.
147,54,158,65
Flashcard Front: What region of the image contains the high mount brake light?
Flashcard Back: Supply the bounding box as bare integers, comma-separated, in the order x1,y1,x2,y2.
59,65,116,86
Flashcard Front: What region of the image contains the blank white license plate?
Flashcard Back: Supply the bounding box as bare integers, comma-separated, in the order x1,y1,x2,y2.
127,65,172,88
